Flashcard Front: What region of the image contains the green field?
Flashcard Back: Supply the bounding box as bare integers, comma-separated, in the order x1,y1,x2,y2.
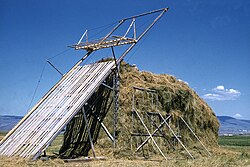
219,135,250,146
0,133,250,167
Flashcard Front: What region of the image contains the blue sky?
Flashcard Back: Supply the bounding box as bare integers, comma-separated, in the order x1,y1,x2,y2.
0,0,249,119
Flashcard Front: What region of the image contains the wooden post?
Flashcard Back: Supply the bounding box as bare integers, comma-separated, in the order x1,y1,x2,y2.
82,108,96,158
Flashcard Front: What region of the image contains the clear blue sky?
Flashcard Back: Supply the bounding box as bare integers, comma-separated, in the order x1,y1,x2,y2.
0,0,249,119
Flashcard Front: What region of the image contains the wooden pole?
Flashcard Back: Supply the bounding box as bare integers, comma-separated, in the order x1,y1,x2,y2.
180,116,211,156
117,8,168,64
96,116,114,142
99,20,125,44
82,108,96,158
121,8,168,21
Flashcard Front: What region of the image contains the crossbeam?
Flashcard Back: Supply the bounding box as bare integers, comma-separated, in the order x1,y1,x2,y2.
71,36,137,51
131,133,164,137
145,112,175,150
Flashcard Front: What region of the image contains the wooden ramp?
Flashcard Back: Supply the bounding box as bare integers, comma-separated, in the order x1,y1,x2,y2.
0,61,115,159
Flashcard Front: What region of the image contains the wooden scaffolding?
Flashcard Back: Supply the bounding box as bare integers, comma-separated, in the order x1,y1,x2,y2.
0,8,169,160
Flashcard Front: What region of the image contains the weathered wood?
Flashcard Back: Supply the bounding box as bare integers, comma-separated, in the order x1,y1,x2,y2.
132,86,156,93
95,116,114,142
0,7,170,160
0,52,92,146
131,133,164,137
82,108,96,158
32,61,115,159
63,156,106,162
0,61,115,159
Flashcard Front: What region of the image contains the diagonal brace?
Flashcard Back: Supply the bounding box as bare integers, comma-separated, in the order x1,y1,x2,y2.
145,113,175,150
180,116,211,156
133,108,168,160
158,113,194,159
136,114,171,152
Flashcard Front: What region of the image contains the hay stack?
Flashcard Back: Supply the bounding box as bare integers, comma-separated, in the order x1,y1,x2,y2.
60,61,219,158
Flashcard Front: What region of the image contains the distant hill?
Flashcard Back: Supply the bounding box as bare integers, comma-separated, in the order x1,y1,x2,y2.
217,116,250,135
0,115,249,135
0,115,23,132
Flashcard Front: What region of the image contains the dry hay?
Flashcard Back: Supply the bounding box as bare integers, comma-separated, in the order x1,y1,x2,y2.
59,61,219,159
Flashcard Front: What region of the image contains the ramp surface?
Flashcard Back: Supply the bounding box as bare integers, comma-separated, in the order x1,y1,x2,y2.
0,61,115,159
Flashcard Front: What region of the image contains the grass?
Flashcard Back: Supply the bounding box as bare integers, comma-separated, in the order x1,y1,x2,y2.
1,132,250,166
0,132,7,138
46,134,64,155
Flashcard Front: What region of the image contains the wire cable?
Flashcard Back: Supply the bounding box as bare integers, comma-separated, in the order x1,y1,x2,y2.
87,22,117,41
126,27,155,62
88,21,117,31
47,48,71,60
26,62,47,112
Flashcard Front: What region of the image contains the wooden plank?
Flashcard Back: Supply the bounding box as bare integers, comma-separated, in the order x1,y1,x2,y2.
63,156,106,162
31,61,115,159
0,52,92,146
31,61,114,158
25,62,112,158
0,61,115,159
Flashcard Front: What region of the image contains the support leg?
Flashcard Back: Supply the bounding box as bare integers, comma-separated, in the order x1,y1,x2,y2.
82,108,96,158
113,70,119,148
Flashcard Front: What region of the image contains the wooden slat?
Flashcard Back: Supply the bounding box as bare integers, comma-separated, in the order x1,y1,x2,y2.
0,61,115,159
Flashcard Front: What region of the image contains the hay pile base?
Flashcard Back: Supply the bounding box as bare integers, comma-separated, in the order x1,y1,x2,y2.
59,61,219,159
